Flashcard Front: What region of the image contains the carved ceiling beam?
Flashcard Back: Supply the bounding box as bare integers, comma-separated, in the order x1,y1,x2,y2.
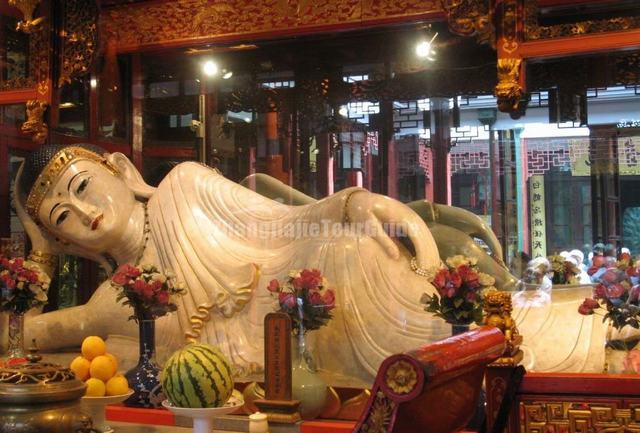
103,0,445,53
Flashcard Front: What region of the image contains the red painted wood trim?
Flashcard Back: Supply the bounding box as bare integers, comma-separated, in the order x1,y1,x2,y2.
0,89,37,104
300,421,356,433
519,372,640,396
519,28,640,59
106,405,175,426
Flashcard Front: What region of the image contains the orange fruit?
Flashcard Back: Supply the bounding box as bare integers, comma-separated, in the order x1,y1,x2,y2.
106,375,129,396
85,378,106,397
81,336,106,361
89,355,116,382
69,356,91,381
105,353,118,373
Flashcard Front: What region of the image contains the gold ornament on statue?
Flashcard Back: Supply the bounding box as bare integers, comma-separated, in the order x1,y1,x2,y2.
25,147,120,223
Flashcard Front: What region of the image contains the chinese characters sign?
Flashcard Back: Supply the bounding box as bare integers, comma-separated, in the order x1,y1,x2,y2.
529,175,547,258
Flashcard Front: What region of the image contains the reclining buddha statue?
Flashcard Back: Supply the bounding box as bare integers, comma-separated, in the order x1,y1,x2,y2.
12,144,604,383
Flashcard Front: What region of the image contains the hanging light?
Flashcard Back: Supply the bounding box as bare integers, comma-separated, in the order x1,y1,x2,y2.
202,60,219,77
222,69,233,80
415,32,438,61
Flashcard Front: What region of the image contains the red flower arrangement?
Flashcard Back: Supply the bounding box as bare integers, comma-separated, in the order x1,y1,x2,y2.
420,255,497,326
0,255,50,314
111,264,186,321
267,268,335,333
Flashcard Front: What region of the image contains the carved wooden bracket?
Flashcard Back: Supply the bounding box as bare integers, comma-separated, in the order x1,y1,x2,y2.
8,0,45,33
495,58,523,114
21,100,48,145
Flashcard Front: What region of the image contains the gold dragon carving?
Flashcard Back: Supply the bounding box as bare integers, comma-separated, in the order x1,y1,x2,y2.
495,58,523,114
21,100,48,145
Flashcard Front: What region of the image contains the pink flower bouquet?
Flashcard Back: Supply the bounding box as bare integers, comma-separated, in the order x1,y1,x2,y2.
111,264,186,321
267,268,335,333
0,255,50,314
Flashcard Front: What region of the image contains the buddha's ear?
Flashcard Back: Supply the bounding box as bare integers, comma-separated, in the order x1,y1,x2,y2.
106,152,156,199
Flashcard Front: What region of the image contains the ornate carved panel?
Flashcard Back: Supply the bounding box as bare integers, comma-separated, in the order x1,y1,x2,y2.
58,0,99,87
1,0,50,94
524,1,640,41
103,0,443,51
521,401,640,433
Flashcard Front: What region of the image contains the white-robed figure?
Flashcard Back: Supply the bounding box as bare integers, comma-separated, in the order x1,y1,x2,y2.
15,144,446,383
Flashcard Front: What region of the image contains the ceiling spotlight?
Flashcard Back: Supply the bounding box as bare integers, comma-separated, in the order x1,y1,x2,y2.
415,32,438,61
222,69,233,80
338,106,348,117
202,60,219,77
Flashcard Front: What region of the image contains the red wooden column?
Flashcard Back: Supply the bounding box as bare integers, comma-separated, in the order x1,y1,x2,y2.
429,98,452,205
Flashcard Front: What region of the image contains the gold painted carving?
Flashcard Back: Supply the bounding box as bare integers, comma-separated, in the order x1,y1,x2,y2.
521,402,640,433
440,0,493,45
8,0,45,33
495,58,523,114
58,0,98,87
385,360,418,394
104,0,442,52
358,391,395,433
21,100,48,145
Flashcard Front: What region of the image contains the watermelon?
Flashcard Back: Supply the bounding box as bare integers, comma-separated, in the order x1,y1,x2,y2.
161,343,234,408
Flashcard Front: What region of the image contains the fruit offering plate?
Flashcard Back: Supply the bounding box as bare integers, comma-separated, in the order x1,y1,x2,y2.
162,393,245,433
82,390,135,433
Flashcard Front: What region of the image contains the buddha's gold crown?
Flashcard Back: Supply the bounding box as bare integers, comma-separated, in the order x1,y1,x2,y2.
25,146,119,222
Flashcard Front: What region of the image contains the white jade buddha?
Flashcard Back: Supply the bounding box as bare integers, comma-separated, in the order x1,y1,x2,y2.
13,145,608,382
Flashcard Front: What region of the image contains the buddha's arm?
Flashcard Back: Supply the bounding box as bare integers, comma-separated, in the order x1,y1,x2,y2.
25,280,136,351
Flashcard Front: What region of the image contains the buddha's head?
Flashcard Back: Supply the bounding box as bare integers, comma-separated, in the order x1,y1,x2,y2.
17,144,153,256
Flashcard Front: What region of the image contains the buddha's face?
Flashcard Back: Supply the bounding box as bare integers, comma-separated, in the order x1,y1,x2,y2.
37,159,136,251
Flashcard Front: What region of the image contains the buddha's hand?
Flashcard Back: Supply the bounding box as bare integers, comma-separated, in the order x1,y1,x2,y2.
343,190,436,269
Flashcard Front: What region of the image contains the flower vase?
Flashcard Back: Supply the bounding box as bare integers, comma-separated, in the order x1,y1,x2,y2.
124,319,166,408
291,333,328,420
451,324,470,336
604,324,640,374
6,312,25,360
